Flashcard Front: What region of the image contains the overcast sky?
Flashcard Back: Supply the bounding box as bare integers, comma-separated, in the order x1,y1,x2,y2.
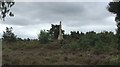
15,0,113,2
0,1,117,39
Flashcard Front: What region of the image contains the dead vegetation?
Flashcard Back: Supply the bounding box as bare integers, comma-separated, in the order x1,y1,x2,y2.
2,40,120,65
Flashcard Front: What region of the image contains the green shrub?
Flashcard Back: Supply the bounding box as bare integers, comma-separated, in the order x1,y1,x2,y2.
2,27,17,42
69,42,80,49
38,30,51,44
105,55,120,65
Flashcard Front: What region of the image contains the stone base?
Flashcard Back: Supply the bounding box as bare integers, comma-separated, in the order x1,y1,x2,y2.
58,35,63,41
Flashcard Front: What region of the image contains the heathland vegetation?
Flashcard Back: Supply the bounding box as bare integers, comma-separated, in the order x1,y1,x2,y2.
2,26,120,65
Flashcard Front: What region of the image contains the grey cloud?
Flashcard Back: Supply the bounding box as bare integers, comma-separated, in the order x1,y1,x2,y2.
8,2,111,26
0,2,117,39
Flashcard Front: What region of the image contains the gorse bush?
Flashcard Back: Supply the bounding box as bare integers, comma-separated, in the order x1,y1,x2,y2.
38,30,51,44
68,42,80,50
67,31,118,50
105,54,120,65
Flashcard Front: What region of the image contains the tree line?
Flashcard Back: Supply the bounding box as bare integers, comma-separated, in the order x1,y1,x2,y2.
2,26,118,54
2,26,117,44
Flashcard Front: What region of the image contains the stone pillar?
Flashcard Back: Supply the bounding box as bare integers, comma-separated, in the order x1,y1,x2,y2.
58,21,63,40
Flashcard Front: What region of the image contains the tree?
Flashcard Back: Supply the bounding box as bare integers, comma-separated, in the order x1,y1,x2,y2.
107,1,120,50
38,30,51,44
0,0,15,21
49,24,64,39
70,31,80,39
2,27,17,42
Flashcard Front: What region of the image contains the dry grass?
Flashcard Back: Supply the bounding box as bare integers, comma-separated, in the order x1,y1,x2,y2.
2,40,119,65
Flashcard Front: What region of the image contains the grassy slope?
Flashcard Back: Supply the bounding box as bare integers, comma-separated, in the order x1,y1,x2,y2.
2,40,120,65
